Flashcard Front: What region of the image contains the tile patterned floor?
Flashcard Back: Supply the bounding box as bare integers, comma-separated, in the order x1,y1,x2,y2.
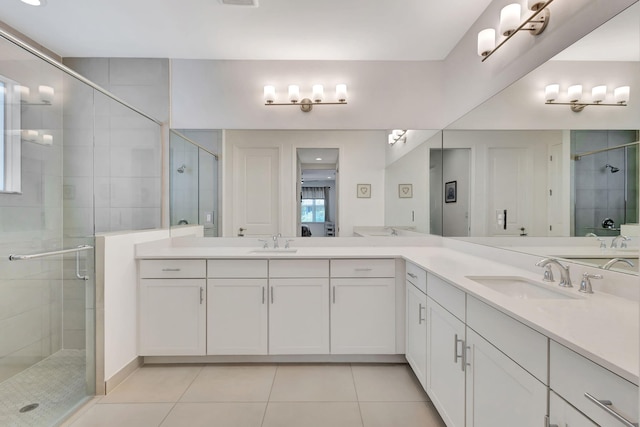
62,363,446,427
0,350,89,427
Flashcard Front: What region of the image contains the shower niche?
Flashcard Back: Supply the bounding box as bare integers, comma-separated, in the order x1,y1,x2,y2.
572,130,639,236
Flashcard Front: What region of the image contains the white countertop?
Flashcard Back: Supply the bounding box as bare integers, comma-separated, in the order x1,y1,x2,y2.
136,242,639,385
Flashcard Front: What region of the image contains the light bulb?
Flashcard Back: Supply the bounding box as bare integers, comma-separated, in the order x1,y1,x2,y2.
499,4,521,36
288,85,300,103
312,84,324,103
545,84,559,102
477,28,496,57
263,85,275,104
614,86,630,104
591,85,607,103
568,85,583,103
336,84,347,102
39,85,54,104
388,134,396,145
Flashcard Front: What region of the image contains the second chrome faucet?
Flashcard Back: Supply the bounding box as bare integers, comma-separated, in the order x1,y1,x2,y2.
536,258,573,288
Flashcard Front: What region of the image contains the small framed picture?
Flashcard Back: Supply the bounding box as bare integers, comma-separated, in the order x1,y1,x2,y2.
357,184,371,198
445,181,457,203
398,184,413,198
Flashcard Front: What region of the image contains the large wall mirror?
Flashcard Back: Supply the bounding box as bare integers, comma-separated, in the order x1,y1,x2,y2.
169,129,443,238
442,3,639,274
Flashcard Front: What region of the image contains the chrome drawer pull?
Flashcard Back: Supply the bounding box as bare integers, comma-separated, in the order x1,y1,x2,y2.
162,268,181,272
454,334,465,371
418,304,425,324
199,287,204,304
407,272,418,279
584,392,639,427
354,268,373,272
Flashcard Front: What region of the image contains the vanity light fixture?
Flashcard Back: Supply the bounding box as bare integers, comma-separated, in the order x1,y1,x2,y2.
20,0,47,5
14,84,55,105
478,0,554,61
545,84,630,112
264,84,347,112
388,130,407,145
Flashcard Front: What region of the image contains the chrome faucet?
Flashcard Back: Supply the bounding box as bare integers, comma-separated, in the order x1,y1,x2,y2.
585,233,598,237
258,239,269,249
611,235,631,249
272,233,282,249
600,258,635,270
535,258,573,288
579,272,602,294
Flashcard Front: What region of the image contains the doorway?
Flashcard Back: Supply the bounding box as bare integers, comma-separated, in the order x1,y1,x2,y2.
296,148,339,237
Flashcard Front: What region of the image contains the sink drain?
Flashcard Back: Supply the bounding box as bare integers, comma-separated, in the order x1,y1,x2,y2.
19,403,39,413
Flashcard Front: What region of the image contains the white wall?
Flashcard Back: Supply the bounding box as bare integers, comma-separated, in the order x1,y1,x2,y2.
171,60,444,130
384,133,442,233
222,130,387,237
443,149,471,237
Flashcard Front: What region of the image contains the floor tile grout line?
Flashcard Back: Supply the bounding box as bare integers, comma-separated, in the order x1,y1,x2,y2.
154,364,204,426
260,363,278,427
350,363,366,427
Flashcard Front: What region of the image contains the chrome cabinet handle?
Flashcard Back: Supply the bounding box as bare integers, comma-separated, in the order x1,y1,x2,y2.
454,334,465,371
354,268,373,272
332,286,336,304
407,272,418,279
418,304,425,324
584,393,639,427
199,287,204,304
544,415,558,427
262,286,265,304
270,286,274,304
162,268,181,272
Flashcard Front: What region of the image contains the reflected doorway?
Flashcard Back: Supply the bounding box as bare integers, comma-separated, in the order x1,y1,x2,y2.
297,148,339,237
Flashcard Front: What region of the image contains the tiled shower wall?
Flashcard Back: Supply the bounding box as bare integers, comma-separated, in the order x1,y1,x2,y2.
572,130,639,237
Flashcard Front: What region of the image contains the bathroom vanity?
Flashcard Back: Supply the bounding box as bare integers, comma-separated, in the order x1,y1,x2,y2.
135,238,639,426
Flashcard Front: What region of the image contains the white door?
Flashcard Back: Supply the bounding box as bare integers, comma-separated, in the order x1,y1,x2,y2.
139,279,206,356
465,328,547,427
207,279,268,355
405,282,427,389
487,147,533,236
331,278,396,354
548,143,564,236
233,146,280,237
269,278,330,355
426,297,465,427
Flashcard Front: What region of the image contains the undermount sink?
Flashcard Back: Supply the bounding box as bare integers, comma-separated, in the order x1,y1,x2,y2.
465,276,579,300
249,248,298,254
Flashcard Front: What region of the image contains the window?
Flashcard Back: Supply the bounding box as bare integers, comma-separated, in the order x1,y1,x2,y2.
301,198,325,223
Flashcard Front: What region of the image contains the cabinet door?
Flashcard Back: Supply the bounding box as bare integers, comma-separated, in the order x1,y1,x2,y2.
207,279,268,355
465,328,547,427
426,297,465,427
269,278,330,355
549,391,597,427
139,279,206,356
405,282,427,389
331,278,396,354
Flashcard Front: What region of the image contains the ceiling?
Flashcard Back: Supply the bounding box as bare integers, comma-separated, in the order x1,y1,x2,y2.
0,0,493,60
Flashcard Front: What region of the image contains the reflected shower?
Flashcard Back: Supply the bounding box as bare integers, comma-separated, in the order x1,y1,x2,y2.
605,164,620,173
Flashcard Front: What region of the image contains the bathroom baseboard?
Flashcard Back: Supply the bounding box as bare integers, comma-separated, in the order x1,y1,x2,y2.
105,356,144,394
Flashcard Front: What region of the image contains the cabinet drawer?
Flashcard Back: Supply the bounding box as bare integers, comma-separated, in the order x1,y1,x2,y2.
139,259,206,278
427,273,465,322
406,262,427,293
208,260,267,278
269,259,329,278
467,296,547,384
550,341,639,427
331,259,395,278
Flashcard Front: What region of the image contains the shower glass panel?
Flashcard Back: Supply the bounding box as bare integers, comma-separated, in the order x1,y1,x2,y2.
169,130,218,236
0,30,162,426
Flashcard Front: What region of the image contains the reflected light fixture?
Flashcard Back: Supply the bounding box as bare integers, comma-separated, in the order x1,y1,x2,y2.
478,0,554,61
20,0,47,5
545,84,630,112
264,84,347,112
388,130,407,145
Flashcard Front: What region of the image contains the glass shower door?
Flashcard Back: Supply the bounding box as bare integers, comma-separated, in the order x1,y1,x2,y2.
0,37,96,426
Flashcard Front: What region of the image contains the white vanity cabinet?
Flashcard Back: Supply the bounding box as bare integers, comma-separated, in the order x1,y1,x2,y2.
550,340,639,427
330,259,396,354
548,391,597,427
268,260,330,355
425,273,466,427
405,262,427,388
465,296,548,427
138,260,207,356
207,260,268,355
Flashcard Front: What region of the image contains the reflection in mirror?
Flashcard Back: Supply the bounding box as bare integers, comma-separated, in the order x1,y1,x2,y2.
441,3,639,275
297,148,338,238
169,130,219,236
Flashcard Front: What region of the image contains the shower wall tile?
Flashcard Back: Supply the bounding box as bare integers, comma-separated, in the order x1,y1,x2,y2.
64,146,95,177
109,58,168,86
110,84,168,122
63,177,94,208
63,58,110,86
0,309,43,358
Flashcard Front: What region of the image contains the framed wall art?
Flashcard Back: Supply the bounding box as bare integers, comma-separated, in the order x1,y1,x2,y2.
445,181,457,203
357,184,371,198
398,184,413,198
